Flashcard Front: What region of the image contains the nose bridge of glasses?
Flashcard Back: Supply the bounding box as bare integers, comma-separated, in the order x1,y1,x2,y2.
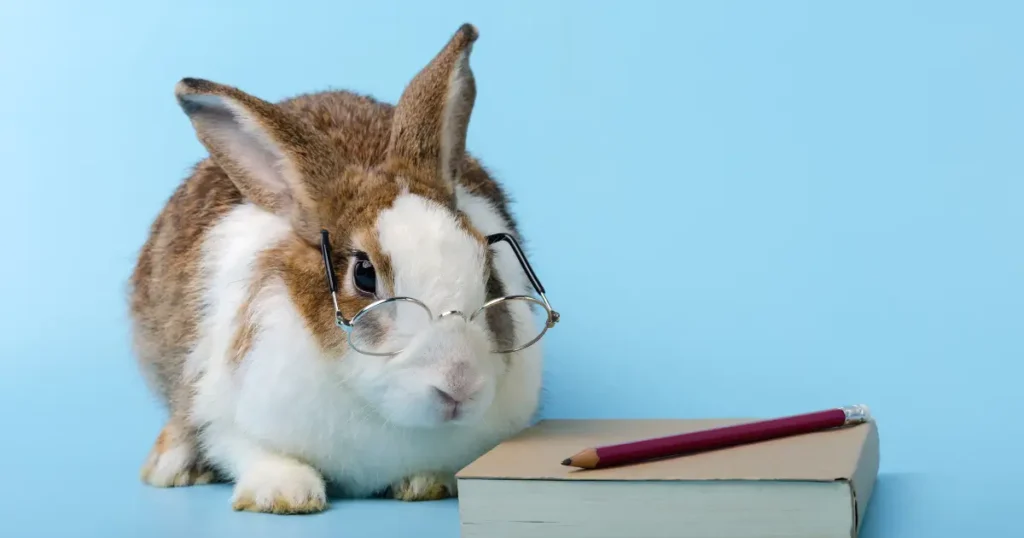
341,294,555,355
359,297,476,329
438,309,467,322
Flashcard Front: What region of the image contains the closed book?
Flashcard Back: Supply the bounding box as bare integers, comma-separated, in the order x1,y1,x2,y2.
456,418,879,538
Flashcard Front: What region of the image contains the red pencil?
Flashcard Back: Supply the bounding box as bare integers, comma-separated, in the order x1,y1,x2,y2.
560,404,871,469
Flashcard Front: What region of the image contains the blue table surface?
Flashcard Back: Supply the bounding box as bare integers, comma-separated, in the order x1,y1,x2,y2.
0,465,1004,538
0,370,1008,538
16,483,461,538
0,359,1015,538
12,343,1024,538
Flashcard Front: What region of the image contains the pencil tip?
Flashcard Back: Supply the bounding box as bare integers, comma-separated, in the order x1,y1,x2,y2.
561,458,572,466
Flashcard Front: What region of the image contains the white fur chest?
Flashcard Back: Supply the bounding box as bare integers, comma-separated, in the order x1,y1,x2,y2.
187,202,542,497
226,294,538,497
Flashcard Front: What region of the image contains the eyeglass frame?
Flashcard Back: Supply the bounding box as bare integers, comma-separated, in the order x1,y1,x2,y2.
319,229,560,356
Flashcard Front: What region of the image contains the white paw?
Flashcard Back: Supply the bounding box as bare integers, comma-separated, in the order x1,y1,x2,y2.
231,459,327,514
390,471,457,501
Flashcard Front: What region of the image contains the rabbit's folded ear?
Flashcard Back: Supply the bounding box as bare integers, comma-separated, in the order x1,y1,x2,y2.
386,23,479,198
174,78,338,240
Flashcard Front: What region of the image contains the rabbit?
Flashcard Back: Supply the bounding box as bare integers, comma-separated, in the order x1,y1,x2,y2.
128,23,555,514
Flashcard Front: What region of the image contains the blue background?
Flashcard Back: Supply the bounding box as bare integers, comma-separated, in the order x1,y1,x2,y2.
1,1,1020,536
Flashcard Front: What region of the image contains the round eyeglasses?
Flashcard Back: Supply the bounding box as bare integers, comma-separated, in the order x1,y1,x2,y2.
320,230,560,357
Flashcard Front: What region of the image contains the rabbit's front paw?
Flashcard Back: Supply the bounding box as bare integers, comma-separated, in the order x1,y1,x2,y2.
231,459,327,514
390,471,457,501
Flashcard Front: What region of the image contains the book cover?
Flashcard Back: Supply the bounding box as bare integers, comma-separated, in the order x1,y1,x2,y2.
456,418,879,538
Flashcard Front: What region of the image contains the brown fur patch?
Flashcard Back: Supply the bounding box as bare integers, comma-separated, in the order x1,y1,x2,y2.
153,426,171,454
227,269,275,364
483,260,514,362
350,218,396,297
386,23,479,197
130,160,243,421
228,318,258,365
140,419,219,487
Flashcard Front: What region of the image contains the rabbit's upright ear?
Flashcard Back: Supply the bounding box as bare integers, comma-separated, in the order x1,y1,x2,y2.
174,78,339,239
386,23,479,198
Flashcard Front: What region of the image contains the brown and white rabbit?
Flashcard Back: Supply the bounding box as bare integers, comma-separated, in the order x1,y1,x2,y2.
129,23,555,514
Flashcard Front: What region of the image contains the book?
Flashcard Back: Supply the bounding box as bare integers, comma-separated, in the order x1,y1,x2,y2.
455,418,879,538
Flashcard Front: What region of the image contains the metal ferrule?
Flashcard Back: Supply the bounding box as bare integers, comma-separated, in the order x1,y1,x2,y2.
840,404,871,425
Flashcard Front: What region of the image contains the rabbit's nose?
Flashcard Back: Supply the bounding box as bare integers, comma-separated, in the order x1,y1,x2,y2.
434,386,462,404
435,362,482,403
433,382,477,404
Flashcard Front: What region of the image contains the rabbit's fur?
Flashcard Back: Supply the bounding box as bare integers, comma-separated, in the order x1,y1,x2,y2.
129,24,543,514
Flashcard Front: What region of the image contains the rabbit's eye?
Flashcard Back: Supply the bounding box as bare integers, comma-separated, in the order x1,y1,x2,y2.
353,252,377,296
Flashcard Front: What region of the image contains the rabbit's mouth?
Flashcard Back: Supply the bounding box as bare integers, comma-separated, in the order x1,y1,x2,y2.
351,318,498,429
439,392,464,422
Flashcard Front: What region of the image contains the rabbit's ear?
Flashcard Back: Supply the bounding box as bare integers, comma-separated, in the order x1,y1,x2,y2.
386,24,479,198
174,78,338,238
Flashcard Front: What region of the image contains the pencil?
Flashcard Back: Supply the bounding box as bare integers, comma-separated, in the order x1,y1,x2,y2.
561,404,871,469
